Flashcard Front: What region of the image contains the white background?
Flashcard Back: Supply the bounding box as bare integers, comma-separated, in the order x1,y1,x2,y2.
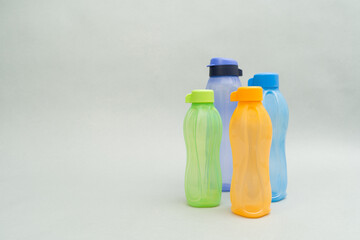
0,0,359,239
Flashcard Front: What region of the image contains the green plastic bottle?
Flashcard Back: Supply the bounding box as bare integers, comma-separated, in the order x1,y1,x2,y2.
183,90,222,207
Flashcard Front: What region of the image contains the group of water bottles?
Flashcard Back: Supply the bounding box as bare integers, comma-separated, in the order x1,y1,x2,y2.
183,58,289,218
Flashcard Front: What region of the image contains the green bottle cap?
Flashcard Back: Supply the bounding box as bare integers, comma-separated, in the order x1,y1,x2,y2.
185,89,214,103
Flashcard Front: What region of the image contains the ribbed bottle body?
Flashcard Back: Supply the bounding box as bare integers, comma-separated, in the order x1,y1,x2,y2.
206,76,241,191
184,103,222,207
229,102,272,218
263,89,289,202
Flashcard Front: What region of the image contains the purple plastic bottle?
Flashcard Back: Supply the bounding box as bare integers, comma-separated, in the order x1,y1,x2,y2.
206,58,242,192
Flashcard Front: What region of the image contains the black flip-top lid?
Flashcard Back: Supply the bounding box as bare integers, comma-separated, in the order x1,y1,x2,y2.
207,58,242,77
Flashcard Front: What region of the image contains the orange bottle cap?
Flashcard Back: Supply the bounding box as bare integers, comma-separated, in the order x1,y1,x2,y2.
230,87,263,102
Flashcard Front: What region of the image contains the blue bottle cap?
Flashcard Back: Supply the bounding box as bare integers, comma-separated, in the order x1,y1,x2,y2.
207,57,238,67
248,73,279,88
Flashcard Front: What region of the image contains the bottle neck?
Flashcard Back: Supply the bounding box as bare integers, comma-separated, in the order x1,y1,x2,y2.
262,86,279,90
209,75,239,79
237,101,262,105
191,102,214,107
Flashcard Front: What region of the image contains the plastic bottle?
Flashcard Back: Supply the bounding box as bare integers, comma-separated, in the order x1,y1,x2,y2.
229,87,272,218
248,73,289,202
206,57,242,192
183,90,222,207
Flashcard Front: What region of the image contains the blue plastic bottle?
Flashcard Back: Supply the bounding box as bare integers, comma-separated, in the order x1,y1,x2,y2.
206,58,242,192
248,73,289,202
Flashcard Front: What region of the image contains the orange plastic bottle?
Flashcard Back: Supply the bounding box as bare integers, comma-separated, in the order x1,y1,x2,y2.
229,87,272,218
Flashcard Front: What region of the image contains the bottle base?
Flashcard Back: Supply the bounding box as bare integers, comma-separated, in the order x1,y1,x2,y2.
187,201,220,208
231,207,270,218
222,183,231,192
272,193,287,202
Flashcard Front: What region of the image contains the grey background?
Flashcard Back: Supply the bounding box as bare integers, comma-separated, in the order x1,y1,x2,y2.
1,0,359,239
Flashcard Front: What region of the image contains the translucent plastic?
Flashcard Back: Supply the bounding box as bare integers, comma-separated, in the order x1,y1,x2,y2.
206,76,241,191
183,103,222,207
229,101,272,218
263,88,289,202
